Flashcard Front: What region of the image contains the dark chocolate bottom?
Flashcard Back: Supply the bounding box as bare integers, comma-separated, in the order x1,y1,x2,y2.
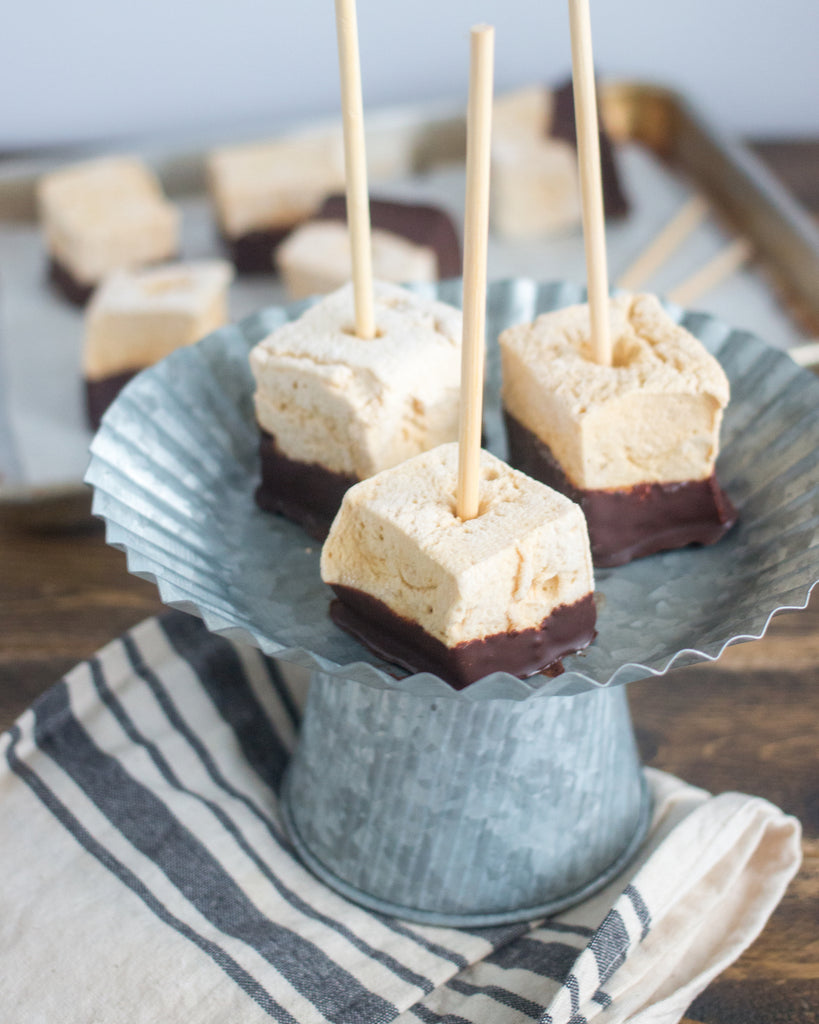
330,585,597,690
85,370,139,431
551,78,630,220
223,229,292,274
504,411,738,568
48,254,179,306
48,257,96,306
255,429,358,541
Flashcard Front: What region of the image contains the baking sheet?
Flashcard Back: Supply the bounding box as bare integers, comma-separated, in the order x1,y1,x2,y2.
0,114,812,497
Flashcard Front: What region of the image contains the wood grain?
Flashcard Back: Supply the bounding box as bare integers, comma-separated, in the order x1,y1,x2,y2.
0,519,163,727
630,613,819,1019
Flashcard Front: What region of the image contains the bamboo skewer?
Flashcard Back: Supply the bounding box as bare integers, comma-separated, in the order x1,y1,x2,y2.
788,341,819,369
334,0,375,339
568,0,611,366
456,24,494,523
617,194,710,291
667,238,753,307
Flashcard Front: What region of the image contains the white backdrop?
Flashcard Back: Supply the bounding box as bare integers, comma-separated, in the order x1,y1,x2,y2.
2,0,817,148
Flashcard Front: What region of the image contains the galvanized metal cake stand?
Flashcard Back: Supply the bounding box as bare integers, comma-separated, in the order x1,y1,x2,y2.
86,279,819,925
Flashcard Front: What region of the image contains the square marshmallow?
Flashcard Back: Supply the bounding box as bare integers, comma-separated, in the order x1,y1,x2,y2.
500,293,730,491
38,156,179,288
207,131,346,241
83,260,234,381
276,221,439,300
275,195,461,300
249,282,463,480
491,86,581,239
321,443,594,648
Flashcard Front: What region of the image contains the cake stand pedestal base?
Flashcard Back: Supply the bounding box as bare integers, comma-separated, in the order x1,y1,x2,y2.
281,671,651,926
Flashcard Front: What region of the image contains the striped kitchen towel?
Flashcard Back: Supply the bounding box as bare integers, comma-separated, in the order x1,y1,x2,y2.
0,612,801,1024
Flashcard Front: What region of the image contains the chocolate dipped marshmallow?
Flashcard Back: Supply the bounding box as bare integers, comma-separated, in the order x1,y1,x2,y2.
276,195,461,300
500,293,737,566
321,443,596,689
38,157,179,305
83,260,233,429
491,78,628,240
207,131,346,273
249,281,463,539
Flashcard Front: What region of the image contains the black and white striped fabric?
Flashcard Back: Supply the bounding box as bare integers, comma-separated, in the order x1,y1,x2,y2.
0,613,801,1024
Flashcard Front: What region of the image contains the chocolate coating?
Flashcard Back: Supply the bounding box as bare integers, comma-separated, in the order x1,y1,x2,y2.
48,257,96,306
49,254,182,306
551,78,630,220
316,194,462,280
85,370,139,431
256,428,488,539
330,585,597,690
255,429,358,541
504,411,737,568
223,228,293,274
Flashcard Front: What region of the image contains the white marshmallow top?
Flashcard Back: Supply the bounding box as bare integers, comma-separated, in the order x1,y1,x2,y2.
88,260,233,315
275,221,438,300
250,282,463,479
491,86,581,239
83,260,233,379
493,85,555,141
37,156,179,285
38,156,166,217
321,443,594,647
207,131,345,238
500,293,730,490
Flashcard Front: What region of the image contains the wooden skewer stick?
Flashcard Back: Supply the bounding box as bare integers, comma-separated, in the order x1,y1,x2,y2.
457,24,494,523
568,0,611,366
788,341,819,369
617,194,710,291
667,238,753,307
334,0,375,339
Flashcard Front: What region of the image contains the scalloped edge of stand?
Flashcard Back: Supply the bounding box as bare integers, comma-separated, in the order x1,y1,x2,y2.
87,279,819,704
100,520,818,703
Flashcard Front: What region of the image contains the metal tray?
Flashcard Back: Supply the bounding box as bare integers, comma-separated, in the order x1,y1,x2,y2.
2,81,818,527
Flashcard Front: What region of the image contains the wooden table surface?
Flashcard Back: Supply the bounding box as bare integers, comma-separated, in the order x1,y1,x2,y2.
2,142,818,1024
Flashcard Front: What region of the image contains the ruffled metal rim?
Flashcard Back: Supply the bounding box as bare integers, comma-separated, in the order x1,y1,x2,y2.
86,278,819,702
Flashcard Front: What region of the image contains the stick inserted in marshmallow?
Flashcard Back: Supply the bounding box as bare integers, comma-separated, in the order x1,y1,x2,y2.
568,0,611,366
457,24,495,522
334,0,375,339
